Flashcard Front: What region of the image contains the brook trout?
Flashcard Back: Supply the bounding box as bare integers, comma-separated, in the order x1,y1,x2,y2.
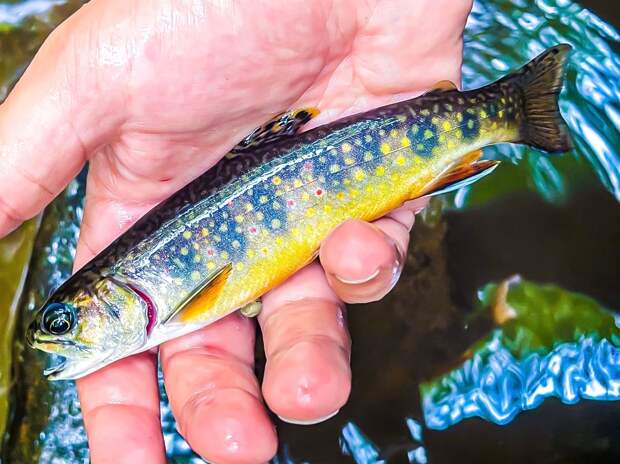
27,44,573,380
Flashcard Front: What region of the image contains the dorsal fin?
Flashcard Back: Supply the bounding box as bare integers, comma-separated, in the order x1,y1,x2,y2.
229,107,320,155
422,150,500,197
163,263,233,324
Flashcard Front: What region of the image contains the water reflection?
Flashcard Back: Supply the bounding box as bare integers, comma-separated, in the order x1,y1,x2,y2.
459,0,620,206
422,277,620,430
339,418,427,464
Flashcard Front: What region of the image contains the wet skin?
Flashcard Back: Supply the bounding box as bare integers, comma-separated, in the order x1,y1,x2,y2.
0,1,472,463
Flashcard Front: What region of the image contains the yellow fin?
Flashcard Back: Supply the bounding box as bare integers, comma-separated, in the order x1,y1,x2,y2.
422,150,499,197
432,80,458,91
164,263,233,324
229,107,320,155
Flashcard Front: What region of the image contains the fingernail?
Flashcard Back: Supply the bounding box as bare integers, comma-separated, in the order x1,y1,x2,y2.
334,238,404,289
334,268,380,285
278,409,340,425
387,240,405,290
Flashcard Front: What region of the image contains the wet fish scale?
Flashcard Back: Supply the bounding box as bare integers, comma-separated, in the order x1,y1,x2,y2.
119,91,514,324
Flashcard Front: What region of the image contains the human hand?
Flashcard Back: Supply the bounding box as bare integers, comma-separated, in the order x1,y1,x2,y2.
0,0,472,462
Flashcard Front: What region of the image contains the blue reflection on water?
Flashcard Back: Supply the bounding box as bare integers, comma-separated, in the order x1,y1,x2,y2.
339,417,427,464
340,423,385,464
423,335,620,430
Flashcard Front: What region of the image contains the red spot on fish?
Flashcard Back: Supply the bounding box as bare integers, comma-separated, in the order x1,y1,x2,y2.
249,226,257,234
128,285,157,336
287,199,296,207
315,188,323,196
304,162,313,171
207,248,215,256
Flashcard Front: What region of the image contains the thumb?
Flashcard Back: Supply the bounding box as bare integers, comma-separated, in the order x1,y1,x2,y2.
0,6,123,237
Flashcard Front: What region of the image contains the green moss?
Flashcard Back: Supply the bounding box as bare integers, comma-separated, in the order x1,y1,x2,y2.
470,277,620,359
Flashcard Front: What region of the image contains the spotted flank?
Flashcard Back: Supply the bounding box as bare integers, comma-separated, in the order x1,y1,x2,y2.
27,44,573,380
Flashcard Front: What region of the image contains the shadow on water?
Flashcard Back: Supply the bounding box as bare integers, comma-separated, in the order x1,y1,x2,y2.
0,0,619,463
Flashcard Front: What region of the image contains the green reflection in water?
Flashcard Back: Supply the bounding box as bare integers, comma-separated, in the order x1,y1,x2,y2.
421,276,620,430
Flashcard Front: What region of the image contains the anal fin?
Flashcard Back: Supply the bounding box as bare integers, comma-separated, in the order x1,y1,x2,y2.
422,150,500,197
163,263,233,324
229,107,320,155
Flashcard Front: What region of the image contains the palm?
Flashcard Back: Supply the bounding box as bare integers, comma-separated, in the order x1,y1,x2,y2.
83,0,469,231
0,0,472,462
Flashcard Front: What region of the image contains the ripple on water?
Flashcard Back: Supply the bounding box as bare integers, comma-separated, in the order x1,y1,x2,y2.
422,335,620,430
461,0,620,204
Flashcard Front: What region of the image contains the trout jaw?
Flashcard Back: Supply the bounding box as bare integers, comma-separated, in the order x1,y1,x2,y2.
44,352,114,381
26,328,100,380
28,331,124,381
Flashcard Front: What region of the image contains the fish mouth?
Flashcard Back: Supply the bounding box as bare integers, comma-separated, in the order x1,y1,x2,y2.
29,336,78,354
34,338,76,348
43,351,114,381
44,356,68,377
29,336,103,381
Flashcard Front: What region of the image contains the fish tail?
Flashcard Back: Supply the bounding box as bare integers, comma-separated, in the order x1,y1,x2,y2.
505,44,573,153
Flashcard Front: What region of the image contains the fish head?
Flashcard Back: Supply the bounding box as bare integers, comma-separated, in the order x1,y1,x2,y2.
27,274,149,380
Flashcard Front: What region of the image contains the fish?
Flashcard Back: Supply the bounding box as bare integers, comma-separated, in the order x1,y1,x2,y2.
26,44,573,380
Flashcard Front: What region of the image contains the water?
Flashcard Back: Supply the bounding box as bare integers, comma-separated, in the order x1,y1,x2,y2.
0,0,619,462
2,174,88,464
458,0,620,206
422,278,620,430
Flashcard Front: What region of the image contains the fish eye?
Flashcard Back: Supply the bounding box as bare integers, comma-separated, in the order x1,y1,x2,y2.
41,303,76,335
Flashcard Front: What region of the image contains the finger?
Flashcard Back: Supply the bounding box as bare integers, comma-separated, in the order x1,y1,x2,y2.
259,263,351,424
319,198,428,304
160,313,277,464
77,352,165,464
0,5,126,238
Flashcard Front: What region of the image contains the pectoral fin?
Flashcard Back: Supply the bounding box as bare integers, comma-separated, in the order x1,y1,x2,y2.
163,263,233,324
229,107,320,155
422,150,500,197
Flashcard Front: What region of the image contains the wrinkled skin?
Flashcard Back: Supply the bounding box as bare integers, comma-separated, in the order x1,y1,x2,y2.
0,1,472,463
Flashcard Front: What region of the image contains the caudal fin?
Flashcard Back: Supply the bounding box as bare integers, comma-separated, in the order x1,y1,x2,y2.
505,44,573,153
